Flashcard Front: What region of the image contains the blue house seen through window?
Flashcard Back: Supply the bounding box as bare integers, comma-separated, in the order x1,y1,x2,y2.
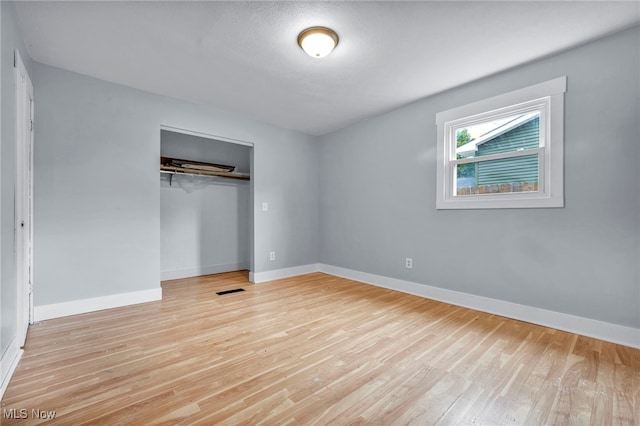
455,112,540,193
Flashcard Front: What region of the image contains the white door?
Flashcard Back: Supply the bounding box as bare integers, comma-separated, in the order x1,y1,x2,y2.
15,50,34,347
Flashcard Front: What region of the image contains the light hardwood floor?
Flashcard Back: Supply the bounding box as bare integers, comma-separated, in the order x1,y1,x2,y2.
2,271,639,425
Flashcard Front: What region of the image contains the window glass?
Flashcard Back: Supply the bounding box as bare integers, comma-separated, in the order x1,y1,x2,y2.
455,154,539,196
455,111,540,159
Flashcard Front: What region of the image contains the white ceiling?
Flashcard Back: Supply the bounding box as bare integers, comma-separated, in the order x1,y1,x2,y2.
13,1,640,136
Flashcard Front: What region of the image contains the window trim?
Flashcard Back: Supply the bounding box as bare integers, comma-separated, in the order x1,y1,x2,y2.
436,76,566,209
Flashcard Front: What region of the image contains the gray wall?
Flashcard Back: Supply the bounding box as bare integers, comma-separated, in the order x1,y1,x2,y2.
33,62,320,306
319,26,640,329
160,131,251,276
1,1,32,360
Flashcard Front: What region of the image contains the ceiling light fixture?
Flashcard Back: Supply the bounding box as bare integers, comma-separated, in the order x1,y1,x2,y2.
297,26,339,58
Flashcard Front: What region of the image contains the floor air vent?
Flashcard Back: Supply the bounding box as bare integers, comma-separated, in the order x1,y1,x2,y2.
216,288,245,295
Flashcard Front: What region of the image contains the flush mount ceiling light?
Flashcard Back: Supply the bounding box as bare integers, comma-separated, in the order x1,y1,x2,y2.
297,26,339,58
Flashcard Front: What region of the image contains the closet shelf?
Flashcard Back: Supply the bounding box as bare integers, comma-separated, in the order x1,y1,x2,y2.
160,165,250,182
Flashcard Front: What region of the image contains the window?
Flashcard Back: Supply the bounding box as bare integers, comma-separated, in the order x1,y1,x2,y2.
436,77,566,209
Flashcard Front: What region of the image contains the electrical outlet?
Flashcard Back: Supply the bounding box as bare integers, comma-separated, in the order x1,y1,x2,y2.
269,251,276,261
405,258,413,269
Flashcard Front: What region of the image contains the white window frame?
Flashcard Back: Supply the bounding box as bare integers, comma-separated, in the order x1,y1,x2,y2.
436,76,566,209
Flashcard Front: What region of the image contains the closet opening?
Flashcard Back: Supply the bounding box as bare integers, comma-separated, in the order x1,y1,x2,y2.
160,127,253,281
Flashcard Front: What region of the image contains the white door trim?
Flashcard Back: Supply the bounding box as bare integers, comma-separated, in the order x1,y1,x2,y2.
14,49,34,347
159,125,255,148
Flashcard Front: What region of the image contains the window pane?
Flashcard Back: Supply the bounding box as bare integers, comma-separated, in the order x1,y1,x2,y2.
456,111,540,159
455,154,539,196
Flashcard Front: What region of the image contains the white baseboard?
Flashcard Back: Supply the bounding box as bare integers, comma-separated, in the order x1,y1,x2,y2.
250,263,320,283
30,264,637,348
1,342,23,399
34,288,163,322
161,262,248,281
319,264,640,349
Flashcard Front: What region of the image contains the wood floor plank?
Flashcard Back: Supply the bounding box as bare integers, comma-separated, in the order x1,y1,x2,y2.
2,271,638,425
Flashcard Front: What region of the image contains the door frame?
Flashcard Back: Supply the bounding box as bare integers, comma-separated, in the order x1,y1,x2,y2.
159,125,255,278
15,49,34,347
